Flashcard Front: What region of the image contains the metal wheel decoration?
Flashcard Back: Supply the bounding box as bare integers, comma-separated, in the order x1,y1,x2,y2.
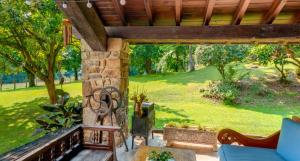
85,86,128,151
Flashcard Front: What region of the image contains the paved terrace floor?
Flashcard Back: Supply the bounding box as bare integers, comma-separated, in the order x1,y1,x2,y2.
116,133,219,161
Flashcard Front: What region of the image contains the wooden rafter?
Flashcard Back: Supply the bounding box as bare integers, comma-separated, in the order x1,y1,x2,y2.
144,0,153,26
232,0,251,25
105,24,300,41
203,0,215,26
262,0,286,24
112,0,127,25
293,12,300,24
175,0,182,26
56,1,107,51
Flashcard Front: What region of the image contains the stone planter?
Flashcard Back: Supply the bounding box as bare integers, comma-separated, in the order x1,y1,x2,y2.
163,126,218,151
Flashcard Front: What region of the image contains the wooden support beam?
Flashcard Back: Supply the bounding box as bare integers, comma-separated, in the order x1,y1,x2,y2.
262,0,286,24
203,0,215,26
175,0,182,26
112,0,127,25
293,12,300,24
144,0,153,26
56,1,107,51
105,24,300,41
232,0,251,25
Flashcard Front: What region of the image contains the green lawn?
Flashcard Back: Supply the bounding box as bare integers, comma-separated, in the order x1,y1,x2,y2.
1,65,300,154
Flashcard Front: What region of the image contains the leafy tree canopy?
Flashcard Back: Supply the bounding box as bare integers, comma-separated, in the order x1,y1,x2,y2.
196,44,249,79
0,0,64,103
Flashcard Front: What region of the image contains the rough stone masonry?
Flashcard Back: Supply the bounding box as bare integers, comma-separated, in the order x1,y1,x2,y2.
81,38,129,145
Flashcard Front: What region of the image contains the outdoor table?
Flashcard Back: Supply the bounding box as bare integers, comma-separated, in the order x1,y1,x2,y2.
133,145,196,161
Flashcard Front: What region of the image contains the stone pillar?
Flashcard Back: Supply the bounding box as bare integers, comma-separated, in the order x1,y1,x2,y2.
81,38,129,144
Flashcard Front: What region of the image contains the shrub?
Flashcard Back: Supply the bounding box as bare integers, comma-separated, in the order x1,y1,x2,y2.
179,123,189,128
35,89,82,133
165,122,178,128
203,81,239,105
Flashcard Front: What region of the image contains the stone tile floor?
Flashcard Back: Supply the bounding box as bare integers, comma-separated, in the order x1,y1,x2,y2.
116,133,219,161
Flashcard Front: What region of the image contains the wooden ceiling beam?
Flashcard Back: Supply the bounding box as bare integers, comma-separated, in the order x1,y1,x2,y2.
262,0,286,24
144,0,153,26
112,0,127,25
56,1,107,51
105,24,300,40
232,0,251,25
293,12,300,24
175,0,182,26
203,0,215,26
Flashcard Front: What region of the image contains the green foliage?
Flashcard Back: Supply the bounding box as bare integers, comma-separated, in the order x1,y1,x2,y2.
36,89,82,132
250,45,288,81
148,150,174,161
196,45,249,80
224,64,249,83
158,45,189,72
202,81,239,105
61,40,81,80
0,0,64,103
130,45,162,74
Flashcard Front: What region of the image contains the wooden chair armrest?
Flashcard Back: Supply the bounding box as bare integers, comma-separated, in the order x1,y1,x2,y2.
218,128,280,149
82,125,121,132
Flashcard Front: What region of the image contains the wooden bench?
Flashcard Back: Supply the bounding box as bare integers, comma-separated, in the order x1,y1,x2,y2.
0,125,120,161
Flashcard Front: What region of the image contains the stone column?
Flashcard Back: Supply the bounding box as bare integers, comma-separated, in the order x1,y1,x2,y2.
81,38,129,144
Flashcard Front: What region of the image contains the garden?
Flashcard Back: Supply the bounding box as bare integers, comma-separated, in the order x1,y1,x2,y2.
0,1,300,160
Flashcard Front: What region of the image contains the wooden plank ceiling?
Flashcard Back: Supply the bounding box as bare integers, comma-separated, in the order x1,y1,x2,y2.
93,0,300,26
57,0,300,50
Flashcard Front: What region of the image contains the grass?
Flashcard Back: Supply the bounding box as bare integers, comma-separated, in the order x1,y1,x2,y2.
1,64,300,154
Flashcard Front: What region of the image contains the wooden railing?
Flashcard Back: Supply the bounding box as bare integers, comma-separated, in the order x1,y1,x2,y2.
1,125,120,161
20,125,83,161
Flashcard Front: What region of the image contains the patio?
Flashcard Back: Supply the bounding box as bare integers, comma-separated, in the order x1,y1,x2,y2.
1,0,300,160
116,133,218,161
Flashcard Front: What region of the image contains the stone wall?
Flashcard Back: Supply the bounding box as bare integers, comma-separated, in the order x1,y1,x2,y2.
81,38,129,144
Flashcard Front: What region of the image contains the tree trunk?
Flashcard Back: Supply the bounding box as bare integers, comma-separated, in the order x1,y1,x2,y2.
144,59,153,74
13,75,16,90
28,72,36,87
45,63,57,104
45,79,56,104
275,63,286,81
0,79,2,91
188,45,195,72
74,68,78,81
175,53,179,72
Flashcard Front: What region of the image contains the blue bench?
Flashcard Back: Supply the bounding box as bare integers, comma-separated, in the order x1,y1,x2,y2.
218,118,300,161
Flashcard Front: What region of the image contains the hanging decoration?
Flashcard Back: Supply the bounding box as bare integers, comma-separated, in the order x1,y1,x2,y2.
63,19,72,47
57,0,126,9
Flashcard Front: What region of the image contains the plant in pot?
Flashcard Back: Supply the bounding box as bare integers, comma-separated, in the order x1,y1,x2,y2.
130,86,148,117
148,150,175,161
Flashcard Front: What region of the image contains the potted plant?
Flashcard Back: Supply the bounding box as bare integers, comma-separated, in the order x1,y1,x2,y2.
147,150,175,161
163,122,218,151
130,86,148,117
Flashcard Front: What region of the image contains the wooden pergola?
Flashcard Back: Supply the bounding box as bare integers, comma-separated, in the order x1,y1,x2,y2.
57,0,300,51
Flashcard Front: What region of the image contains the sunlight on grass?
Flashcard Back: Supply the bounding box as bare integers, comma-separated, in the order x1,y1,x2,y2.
1,65,300,154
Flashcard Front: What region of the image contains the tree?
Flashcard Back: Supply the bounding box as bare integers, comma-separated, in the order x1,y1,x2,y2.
0,46,36,87
130,45,162,74
158,45,189,72
250,45,288,81
61,40,81,81
188,45,196,72
0,0,64,103
0,56,21,90
196,45,248,80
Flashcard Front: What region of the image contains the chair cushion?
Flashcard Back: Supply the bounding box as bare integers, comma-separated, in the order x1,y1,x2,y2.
71,149,112,161
219,144,286,161
277,118,300,161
